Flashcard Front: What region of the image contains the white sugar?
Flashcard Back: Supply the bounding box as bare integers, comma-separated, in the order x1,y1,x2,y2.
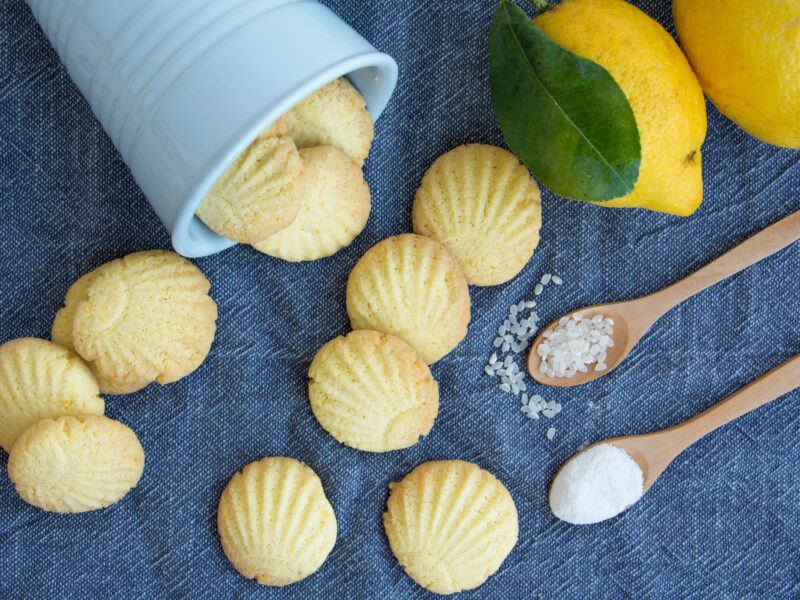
549,444,643,524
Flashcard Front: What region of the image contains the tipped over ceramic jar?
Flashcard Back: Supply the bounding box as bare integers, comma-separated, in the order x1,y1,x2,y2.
25,0,397,257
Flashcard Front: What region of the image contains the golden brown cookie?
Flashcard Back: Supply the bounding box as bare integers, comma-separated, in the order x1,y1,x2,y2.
383,460,518,594
412,144,542,286
0,337,103,453
217,457,337,586
52,268,144,395
346,234,470,364
7,415,144,513
53,251,217,394
308,330,438,451
285,77,374,166
196,116,303,243
253,146,371,261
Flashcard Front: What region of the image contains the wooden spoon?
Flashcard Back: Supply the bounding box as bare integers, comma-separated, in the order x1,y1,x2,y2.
528,210,800,387
552,354,800,515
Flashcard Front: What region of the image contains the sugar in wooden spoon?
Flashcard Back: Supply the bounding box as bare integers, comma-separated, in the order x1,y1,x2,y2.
528,210,800,387
549,354,800,524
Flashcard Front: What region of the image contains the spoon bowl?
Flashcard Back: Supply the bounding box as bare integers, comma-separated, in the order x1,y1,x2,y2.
527,304,634,387
528,210,800,387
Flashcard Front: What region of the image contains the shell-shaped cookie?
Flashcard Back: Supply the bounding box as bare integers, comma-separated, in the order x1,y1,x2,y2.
52,268,145,395
412,144,542,286
68,250,217,392
253,146,371,262
196,120,303,243
217,457,337,586
285,77,374,166
0,338,104,453
308,330,438,452
7,415,144,513
346,234,470,364
383,460,518,595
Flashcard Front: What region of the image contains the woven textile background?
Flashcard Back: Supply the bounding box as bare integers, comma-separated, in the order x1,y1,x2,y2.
1,1,798,598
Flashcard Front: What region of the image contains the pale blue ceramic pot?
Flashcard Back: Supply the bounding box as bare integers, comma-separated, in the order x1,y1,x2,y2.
25,0,398,256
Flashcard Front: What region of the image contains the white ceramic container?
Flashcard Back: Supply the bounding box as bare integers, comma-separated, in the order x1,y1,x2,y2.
25,0,398,256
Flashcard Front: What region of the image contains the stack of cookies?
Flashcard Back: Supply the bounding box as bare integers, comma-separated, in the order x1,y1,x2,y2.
197,77,373,262
1,250,217,512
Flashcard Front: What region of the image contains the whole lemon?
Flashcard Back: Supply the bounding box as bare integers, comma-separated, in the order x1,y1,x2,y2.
673,0,800,149
535,0,707,216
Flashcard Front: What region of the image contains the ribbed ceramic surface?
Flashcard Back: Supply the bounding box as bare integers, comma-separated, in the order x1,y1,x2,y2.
26,0,294,161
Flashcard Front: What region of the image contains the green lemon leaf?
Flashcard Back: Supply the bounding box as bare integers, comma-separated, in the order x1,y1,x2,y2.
489,0,641,202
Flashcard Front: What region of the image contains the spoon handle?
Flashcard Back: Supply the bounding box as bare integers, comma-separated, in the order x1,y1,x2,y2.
644,210,800,316
664,354,800,454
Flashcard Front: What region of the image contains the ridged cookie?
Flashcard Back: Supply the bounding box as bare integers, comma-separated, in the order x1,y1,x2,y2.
217,457,337,586
308,330,438,452
383,460,518,595
412,144,542,286
52,268,144,395
346,234,470,364
0,338,104,453
197,117,303,243
54,251,217,394
253,146,371,261
285,77,374,166
7,415,144,513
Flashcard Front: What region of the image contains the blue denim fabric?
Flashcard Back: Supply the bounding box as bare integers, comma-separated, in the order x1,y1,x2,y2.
1,1,799,598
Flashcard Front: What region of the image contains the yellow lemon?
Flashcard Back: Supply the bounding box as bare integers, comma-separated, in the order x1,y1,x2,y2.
535,0,707,216
674,0,800,149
